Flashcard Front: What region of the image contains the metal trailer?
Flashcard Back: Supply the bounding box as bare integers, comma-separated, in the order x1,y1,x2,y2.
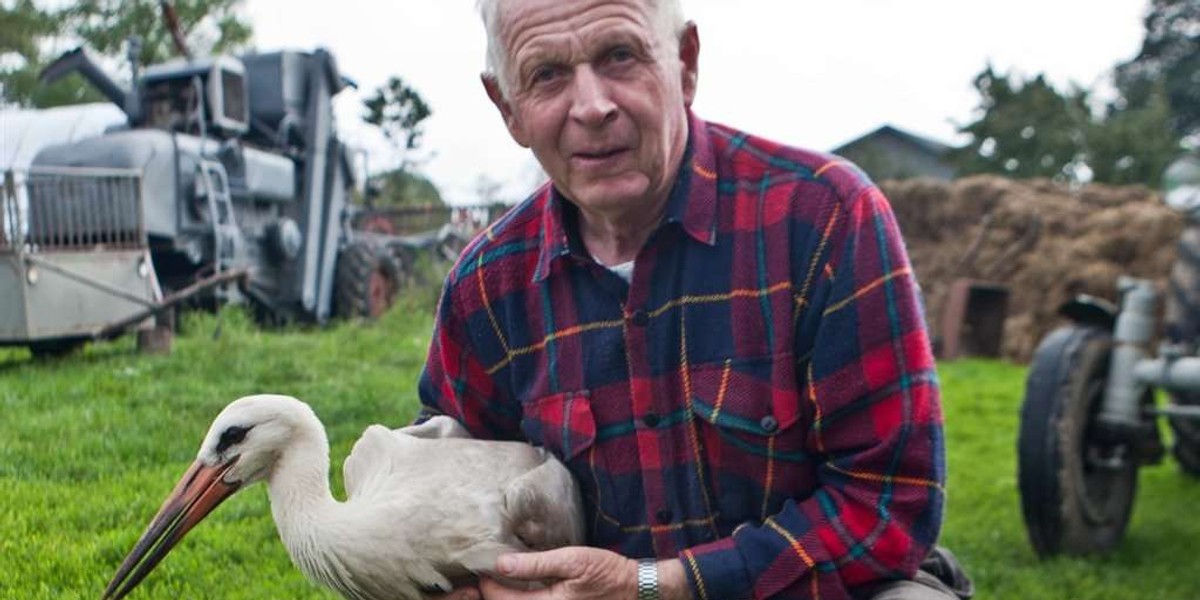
0,45,408,356
1017,152,1200,557
0,168,242,356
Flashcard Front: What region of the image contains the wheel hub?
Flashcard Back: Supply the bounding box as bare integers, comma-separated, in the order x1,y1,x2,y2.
1078,378,1134,526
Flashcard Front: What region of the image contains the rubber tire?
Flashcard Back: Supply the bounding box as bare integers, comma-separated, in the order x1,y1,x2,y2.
383,242,417,290
1017,324,1139,557
1175,435,1200,476
1164,225,1200,477
334,242,400,320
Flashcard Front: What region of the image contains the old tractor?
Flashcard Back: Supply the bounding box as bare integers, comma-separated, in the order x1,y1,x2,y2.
0,45,406,356
1017,151,1200,556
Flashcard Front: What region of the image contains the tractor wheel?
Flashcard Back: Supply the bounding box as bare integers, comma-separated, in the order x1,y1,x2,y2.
334,242,400,320
1017,324,1139,557
1174,434,1200,476
383,242,417,290
1168,400,1200,477
1164,225,1200,477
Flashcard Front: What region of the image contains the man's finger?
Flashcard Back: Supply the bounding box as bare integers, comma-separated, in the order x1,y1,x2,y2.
496,548,583,581
430,587,481,600
479,576,547,600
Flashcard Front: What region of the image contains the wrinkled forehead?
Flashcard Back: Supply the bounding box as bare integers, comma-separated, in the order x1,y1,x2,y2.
498,0,663,60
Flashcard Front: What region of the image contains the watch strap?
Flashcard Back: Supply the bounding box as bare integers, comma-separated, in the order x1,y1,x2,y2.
637,559,660,600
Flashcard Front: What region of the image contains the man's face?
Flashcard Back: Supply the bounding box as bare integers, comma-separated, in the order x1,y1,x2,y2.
486,0,698,215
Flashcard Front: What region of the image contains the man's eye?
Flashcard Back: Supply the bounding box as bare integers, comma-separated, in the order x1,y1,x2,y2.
531,66,561,85
607,47,635,64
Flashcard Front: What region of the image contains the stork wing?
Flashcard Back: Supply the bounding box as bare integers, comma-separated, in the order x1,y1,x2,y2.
343,424,410,500
501,450,586,549
343,417,474,500
395,415,473,440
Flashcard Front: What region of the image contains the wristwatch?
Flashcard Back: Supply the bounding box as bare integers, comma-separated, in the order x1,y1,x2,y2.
637,559,660,600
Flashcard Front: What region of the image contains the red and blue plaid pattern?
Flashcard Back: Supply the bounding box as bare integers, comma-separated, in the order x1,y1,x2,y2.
418,112,945,599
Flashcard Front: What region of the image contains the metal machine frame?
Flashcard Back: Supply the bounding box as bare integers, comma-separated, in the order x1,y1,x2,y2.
0,44,408,357
1017,153,1200,557
1,167,241,355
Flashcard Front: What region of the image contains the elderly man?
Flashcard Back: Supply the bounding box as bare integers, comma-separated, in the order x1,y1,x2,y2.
418,1,968,599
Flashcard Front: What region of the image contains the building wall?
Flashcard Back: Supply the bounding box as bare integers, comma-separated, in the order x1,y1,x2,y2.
837,134,956,182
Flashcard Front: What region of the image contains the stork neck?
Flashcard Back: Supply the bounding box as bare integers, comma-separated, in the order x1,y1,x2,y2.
263,415,361,592
267,419,337,523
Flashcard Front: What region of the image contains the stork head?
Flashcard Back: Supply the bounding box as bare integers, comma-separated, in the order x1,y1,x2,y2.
102,394,319,600
196,393,319,487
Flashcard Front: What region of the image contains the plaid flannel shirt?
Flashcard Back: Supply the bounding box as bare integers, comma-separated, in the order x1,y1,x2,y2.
418,112,945,599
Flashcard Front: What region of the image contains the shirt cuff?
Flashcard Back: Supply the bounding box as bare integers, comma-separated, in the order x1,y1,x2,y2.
678,536,753,600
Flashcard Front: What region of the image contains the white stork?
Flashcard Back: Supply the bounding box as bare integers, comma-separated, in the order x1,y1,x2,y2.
102,394,584,600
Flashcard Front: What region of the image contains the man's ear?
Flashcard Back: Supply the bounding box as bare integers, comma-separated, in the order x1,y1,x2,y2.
482,73,530,148
678,22,700,107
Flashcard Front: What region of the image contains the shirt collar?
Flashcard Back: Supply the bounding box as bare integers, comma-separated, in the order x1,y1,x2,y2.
533,110,719,283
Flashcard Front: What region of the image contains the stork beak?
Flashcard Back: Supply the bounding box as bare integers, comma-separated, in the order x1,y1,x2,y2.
102,458,242,600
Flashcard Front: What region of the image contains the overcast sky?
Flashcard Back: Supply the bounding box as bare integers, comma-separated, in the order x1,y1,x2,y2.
243,1,1149,205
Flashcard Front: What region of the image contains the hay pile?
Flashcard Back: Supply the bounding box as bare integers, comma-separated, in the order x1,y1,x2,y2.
881,175,1184,363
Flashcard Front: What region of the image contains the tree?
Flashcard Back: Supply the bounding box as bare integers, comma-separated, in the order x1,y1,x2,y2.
952,61,1184,187
0,0,98,107
949,3,1198,186
362,75,438,207
363,76,432,163
950,66,1092,181
1,0,253,108
367,169,443,208
68,0,251,67
1114,0,1200,140
1088,81,1181,186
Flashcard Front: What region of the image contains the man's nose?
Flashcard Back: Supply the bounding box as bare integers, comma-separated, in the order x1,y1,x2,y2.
568,66,617,127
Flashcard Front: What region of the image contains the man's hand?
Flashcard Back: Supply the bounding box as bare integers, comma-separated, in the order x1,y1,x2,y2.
429,588,481,600
478,547,689,600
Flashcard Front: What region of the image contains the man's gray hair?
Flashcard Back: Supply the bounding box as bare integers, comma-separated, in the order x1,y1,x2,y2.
477,0,686,97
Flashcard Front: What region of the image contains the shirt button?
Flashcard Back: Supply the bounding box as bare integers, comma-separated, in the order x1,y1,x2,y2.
656,509,673,524
642,413,660,428
760,415,779,433
631,309,649,327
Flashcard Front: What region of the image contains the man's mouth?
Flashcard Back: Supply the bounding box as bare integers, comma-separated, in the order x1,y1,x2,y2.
572,147,629,164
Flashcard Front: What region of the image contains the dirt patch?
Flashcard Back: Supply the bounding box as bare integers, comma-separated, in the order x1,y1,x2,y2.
881,175,1183,363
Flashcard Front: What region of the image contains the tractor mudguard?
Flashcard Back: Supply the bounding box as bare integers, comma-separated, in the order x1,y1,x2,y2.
1058,294,1118,331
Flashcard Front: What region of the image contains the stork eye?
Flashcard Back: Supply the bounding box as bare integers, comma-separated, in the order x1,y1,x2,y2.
217,425,253,453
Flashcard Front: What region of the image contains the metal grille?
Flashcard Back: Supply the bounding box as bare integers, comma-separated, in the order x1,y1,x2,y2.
21,167,145,251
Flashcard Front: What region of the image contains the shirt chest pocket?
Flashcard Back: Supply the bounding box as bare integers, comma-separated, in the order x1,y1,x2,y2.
520,391,623,541
687,355,813,522
520,390,597,462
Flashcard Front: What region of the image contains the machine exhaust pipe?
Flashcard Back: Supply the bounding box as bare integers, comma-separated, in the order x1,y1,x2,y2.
39,47,135,120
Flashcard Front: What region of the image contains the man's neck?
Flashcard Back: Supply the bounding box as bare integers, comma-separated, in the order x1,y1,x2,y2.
577,193,670,266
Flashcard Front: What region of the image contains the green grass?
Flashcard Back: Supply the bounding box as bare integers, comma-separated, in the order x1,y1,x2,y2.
939,359,1200,599
0,302,434,600
1,309,1198,599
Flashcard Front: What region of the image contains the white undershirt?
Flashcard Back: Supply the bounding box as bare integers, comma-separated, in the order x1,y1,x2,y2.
599,259,635,283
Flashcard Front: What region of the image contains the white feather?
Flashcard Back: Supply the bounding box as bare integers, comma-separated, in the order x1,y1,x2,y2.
200,395,584,600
